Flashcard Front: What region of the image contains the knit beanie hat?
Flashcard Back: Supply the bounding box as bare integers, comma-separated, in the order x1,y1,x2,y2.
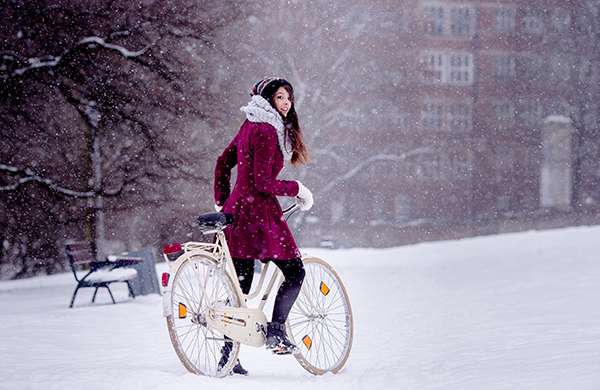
251,77,292,99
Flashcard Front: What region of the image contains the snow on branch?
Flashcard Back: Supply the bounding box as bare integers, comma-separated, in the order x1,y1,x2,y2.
12,56,62,76
0,164,95,197
6,36,149,78
316,147,433,197
78,37,149,58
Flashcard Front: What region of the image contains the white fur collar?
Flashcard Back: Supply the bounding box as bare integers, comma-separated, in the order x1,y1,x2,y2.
240,95,293,162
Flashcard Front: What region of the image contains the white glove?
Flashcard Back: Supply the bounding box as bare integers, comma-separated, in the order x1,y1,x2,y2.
214,204,223,212
295,181,314,211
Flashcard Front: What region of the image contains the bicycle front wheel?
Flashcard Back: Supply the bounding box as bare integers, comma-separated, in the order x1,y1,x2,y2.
287,257,353,375
165,254,241,378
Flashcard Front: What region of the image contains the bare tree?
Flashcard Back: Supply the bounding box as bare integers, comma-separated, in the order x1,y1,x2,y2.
229,0,426,233
0,0,245,278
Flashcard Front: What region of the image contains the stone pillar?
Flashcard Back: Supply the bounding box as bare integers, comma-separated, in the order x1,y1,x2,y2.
540,115,573,208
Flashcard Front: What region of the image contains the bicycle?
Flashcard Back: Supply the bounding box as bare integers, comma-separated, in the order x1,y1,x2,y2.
160,205,353,378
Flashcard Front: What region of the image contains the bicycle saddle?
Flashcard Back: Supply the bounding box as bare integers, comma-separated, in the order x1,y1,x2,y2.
197,212,235,234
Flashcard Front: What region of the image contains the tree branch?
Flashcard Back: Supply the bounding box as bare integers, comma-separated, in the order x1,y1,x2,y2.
316,147,434,198
0,164,94,197
3,36,150,79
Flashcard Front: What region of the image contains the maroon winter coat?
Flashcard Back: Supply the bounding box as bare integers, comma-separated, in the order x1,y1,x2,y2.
214,119,301,261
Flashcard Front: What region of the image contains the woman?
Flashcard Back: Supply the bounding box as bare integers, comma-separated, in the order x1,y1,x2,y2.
214,77,313,373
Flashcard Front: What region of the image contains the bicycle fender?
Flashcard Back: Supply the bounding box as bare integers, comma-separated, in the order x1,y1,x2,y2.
167,251,220,277
206,307,267,347
162,290,172,317
162,251,220,317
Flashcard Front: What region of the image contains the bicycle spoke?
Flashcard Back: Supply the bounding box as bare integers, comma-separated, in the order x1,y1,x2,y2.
165,255,240,377
288,258,353,375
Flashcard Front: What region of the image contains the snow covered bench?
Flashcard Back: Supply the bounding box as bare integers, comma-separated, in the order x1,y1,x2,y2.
66,242,143,308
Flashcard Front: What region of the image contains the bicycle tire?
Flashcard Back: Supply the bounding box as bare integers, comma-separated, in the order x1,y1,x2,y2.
287,257,353,375
165,254,241,378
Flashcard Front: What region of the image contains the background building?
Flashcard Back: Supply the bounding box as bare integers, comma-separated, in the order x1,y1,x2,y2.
288,0,600,247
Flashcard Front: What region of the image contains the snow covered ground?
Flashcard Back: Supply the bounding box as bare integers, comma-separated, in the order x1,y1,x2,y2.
1,225,599,390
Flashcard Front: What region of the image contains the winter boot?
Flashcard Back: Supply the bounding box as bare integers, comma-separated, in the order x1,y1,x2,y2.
265,322,298,355
218,341,248,376
231,359,248,376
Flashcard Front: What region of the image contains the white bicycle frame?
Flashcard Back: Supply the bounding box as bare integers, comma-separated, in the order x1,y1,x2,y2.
162,224,288,347
162,204,325,348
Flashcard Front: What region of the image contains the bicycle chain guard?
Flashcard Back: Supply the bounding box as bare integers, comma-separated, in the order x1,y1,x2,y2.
206,307,268,347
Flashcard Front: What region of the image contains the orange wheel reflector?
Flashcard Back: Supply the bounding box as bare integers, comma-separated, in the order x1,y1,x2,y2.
320,281,330,296
302,335,312,349
178,303,187,319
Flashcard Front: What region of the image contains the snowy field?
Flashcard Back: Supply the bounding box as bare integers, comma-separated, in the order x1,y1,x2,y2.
1,225,599,390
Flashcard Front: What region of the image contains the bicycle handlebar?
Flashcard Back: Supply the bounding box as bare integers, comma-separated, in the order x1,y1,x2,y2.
283,203,299,214
283,203,300,221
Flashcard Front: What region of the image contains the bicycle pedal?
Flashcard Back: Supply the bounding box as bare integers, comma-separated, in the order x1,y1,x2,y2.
271,348,292,355
271,346,299,356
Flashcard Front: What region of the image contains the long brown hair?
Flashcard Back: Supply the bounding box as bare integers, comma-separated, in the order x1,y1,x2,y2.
260,79,311,167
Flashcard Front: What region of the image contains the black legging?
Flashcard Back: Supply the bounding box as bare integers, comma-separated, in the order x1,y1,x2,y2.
233,257,305,324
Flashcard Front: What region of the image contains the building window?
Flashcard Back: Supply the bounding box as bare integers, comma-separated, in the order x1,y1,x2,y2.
450,6,472,37
415,154,442,181
422,100,473,133
393,108,408,133
394,195,411,222
450,150,473,178
448,53,473,84
422,102,444,132
550,55,570,82
422,52,446,83
522,8,543,33
493,55,514,79
424,5,444,36
372,194,386,223
520,100,540,128
422,52,474,85
494,146,517,174
494,7,515,32
448,103,472,133
424,3,475,37
493,100,514,120
412,150,472,183
520,55,541,80
550,8,570,34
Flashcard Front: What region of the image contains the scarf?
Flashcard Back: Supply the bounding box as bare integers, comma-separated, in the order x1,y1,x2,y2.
240,95,293,162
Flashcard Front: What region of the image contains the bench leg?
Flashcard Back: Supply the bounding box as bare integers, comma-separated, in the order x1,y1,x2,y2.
92,287,99,303
69,285,81,308
91,286,115,304
126,281,136,299
106,285,116,304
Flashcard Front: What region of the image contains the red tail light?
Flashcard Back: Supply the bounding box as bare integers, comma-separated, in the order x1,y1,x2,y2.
163,243,181,254
162,272,170,287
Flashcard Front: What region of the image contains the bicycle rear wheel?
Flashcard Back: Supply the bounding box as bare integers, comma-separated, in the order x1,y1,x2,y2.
165,254,241,378
287,257,353,375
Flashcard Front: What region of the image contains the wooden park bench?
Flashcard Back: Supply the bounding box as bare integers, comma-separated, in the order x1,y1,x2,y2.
66,242,143,308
